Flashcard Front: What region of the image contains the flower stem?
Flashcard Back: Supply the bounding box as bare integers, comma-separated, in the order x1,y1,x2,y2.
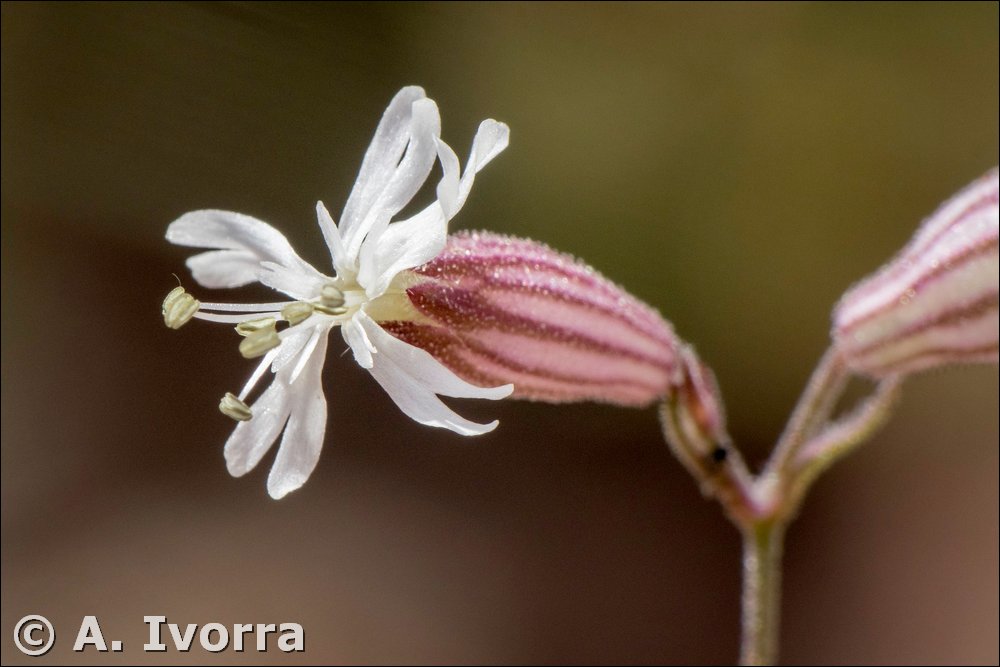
740,520,785,666
764,347,848,481
660,345,901,665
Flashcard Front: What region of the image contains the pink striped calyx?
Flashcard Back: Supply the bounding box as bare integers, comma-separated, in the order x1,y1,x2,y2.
832,168,999,378
380,231,683,407
672,343,729,451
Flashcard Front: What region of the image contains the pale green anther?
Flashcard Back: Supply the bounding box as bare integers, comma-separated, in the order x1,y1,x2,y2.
162,286,186,312
314,303,349,316
162,287,200,330
239,328,281,359
235,317,277,337
219,392,252,421
281,302,314,326
320,283,345,308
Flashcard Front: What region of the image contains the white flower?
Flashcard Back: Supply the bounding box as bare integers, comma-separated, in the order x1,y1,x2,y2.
164,86,513,499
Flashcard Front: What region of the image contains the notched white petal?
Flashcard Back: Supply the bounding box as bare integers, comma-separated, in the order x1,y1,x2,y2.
266,334,330,499
257,261,327,301
185,249,261,289
367,352,502,436
348,97,443,265
225,380,291,477
359,311,513,400
342,315,376,369
360,205,447,299
354,312,508,436
167,210,312,272
316,200,347,273
340,86,427,253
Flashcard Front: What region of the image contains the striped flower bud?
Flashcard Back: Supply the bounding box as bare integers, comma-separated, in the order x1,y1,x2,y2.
380,231,682,407
670,343,729,454
832,169,999,378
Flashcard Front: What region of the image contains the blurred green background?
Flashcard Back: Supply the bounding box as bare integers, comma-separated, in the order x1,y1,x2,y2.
2,2,997,664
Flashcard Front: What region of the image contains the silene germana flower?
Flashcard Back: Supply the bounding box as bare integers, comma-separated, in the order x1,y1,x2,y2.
832,169,999,378
163,86,683,498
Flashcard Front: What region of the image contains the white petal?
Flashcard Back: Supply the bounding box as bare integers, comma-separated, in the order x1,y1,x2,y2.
355,120,511,297
359,311,512,400
185,250,261,289
367,354,500,436
289,326,323,385
267,334,330,499
272,326,316,373
339,87,426,256
342,314,376,369
167,210,326,298
358,205,447,299
240,347,281,401
434,137,462,219
167,210,313,271
316,201,348,275
257,261,326,301
454,120,510,215
348,98,442,268
224,378,292,477
355,313,510,436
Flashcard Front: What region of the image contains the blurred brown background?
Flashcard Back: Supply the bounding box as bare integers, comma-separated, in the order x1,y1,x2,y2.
2,2,997,664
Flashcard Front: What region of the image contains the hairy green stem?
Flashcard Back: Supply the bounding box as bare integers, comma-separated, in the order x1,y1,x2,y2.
740,521,785,666
660,346,902,665
764,348,848,482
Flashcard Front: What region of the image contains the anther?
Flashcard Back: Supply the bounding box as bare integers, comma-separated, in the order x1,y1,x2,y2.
313,303,349,316
281,302,314,326
162,287,200,329
320,283,345,308
235,317,277,337
219,392,253,421
239,327,281,359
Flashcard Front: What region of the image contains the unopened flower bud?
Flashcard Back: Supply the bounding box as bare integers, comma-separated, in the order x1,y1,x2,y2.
381,231,681,407
670,343,729,454
832,169,998,378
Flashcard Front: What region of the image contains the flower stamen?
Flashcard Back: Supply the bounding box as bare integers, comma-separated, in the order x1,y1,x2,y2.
239,326,281,359
281,302,315,325
321,283,345,308
162,286,200,329
235,317,278,337
313,303,349,316
219,392,253,421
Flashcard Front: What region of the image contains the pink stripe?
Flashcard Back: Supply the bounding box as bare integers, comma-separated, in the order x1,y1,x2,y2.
407,283,676,372
860,341,999,377
415,231,674,344
846,292,999,359
837,234,999,335
843,172,998,306
380,322,665,406
394,231,684,406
